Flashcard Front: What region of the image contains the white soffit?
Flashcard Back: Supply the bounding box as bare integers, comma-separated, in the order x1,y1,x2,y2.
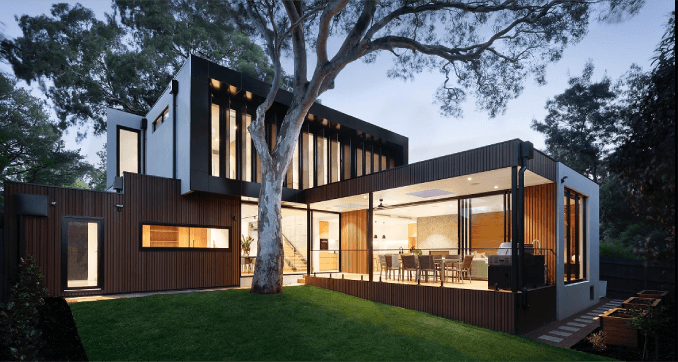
311,167,552,214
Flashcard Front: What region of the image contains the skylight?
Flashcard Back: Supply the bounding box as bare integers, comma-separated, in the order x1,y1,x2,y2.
406,189,453,198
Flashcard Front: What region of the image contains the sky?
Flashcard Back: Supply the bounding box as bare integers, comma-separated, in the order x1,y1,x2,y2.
1,1,675,166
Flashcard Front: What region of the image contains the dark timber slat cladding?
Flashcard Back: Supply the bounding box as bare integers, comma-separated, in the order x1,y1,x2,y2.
305,276,518,334
3,173,240,298
524,184,557,284
306,139,556,204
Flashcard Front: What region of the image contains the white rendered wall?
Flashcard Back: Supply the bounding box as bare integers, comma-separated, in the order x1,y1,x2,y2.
555,162,605,320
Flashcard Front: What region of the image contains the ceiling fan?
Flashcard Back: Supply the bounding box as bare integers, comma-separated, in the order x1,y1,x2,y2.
375,198,385,209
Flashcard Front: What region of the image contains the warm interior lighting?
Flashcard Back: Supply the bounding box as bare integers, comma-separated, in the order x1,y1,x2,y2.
494,185,499,189
467,177,473,181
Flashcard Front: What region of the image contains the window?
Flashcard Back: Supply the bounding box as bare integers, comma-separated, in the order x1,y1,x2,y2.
153,107,169,132
141,224,229,249
242,113,252,182
117,126,140,177
564,188,586,283
373,147,380,173
228,109,238,179
330,135,340,183
365,147,372,175
211,104,220,177
356,144,363,177
317,133,327,186
302,131,314,189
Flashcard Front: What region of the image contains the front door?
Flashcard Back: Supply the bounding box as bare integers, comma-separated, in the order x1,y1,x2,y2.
61,216,104,290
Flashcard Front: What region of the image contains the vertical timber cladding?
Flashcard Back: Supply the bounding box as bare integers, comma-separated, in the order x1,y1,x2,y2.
340,209,368,274
305,276,517,333
524,183,556,284
3,172,240,297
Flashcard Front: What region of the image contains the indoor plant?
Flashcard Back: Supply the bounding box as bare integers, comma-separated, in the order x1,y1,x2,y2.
241,235,254,256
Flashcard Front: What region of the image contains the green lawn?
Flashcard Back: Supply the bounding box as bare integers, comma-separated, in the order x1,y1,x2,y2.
70,285,610,361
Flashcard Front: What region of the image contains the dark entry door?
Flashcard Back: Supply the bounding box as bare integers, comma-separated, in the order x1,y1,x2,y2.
61,216,104,290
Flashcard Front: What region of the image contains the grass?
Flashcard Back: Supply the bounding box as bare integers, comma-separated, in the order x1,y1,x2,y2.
70,285,611,361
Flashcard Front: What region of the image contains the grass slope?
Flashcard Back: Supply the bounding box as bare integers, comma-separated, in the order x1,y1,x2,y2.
70,285,610,361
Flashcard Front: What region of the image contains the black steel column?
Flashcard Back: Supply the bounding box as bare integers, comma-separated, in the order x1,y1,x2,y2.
307,204,311,276
511,166,518,293
367,192,374,282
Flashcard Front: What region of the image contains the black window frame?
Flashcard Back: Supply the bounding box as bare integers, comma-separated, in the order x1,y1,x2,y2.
138,221,232,251
116,125,141,177
564,188,587,284
152,107,169,132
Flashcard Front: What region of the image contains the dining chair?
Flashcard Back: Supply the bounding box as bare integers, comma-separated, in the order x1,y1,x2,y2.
401,255,418,281
452,255,474,283
418,255,438,283
384,254,400,280
378,254,388,279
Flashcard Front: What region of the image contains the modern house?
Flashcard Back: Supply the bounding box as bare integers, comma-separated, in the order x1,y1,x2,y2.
2,55,605,334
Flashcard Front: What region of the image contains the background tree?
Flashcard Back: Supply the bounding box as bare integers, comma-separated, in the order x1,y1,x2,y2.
531,61,620,183
234,0,642,294
609,11,675,264
86,143,108,191
0,72,93,206
1,1,279,138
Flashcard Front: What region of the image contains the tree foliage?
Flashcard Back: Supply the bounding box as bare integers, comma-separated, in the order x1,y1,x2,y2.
0,73,93,205
1,1,278,138
232,0,643,293
531,61,620,183
608,11,675,263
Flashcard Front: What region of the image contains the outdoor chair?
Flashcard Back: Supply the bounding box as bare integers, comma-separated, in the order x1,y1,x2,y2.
401,255,418,281
384,254,400,280
418,255,438,283
452,255,474,283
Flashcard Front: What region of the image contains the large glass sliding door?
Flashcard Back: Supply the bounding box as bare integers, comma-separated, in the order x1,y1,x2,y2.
61,216,103,289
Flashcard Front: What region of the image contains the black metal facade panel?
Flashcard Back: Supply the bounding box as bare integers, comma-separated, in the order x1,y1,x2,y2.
191,55,408,150
526,150,556,182
14,194,49,217
304,139,554,204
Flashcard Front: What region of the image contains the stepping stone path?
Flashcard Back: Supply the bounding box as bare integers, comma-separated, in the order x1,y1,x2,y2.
536,299,623,347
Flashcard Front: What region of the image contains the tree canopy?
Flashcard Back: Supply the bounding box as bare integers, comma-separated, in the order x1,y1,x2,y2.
609,11,675,263
1,0,278,138
232,0,644,293
531,61,621,183
0,72,94,205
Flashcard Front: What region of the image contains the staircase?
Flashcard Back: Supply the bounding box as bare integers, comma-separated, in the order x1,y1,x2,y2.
282,234,307,273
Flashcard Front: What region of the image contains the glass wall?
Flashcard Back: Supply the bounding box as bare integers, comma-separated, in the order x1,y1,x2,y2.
240,204,308,275
564,188,586,283
311,211,340,272
467,194,507,257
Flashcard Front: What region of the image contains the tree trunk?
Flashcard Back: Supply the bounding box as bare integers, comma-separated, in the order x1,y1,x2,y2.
250,169,285,294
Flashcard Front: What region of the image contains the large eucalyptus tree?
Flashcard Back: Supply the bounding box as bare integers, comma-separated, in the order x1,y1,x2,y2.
240,0,643,294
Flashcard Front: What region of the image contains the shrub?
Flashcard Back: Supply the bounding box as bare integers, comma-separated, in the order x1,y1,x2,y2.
0,255,48,361
587,330,607,351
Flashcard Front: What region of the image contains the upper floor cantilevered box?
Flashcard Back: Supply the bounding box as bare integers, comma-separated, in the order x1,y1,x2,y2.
107,55,409,202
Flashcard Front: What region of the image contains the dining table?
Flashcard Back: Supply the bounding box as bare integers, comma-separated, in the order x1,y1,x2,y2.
435,256,461,284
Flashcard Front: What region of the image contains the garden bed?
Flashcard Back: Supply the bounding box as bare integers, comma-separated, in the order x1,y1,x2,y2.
571,326,676,361
600,308,641,348
637,289,668,302
622,296,661,310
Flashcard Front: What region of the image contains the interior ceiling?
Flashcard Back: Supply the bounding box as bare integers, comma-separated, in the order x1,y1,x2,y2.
311,167,551,216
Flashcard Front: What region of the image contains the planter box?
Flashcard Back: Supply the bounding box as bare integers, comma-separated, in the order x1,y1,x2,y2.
601,308,642,348
637,290,668,302
622,297,661,310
